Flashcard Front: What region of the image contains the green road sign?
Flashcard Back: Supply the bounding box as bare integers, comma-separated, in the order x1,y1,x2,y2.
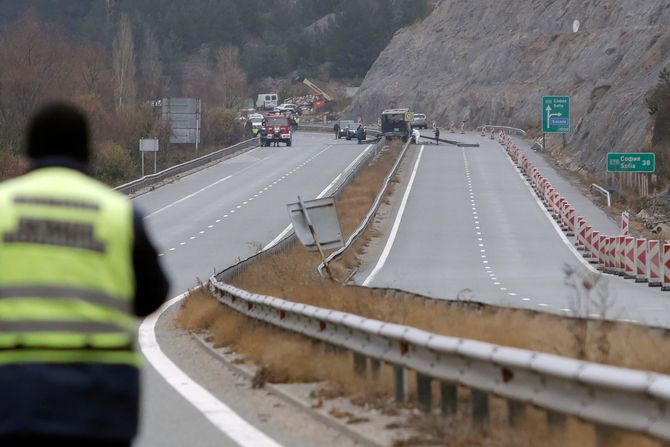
607,152,655,173
542,96,570,133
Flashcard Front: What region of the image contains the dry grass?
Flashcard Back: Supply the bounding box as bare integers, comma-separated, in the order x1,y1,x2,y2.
178,288,662,447
393,401,659,447
175,139,668,446
230,251,670,373
177,288,393,398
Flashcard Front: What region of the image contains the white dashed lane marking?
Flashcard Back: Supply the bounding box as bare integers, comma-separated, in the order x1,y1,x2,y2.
158,143,336,255
462,147,530,305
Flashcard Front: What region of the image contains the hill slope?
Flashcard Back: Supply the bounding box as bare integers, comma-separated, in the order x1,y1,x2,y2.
347,0,670,169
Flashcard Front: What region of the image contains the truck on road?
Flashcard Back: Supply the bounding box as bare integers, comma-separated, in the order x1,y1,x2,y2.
262,116,293,146
381,108,412,141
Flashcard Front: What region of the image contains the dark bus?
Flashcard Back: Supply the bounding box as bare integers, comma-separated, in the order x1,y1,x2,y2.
381,108,412,141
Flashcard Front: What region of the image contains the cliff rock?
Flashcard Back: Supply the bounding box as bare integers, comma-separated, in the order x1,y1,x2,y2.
347,0,670,169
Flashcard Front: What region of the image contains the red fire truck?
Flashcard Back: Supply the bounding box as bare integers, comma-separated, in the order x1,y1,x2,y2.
262,115,293,146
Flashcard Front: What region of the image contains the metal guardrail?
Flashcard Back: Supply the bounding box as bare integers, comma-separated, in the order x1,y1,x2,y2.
205,123,670,440
213,136,388,284
590,183,612,208
208,277,670,441
317,138,412,276
114,138,258,195
481,125,528,136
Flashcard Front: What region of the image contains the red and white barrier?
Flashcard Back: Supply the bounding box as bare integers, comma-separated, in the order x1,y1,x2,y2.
623,236,636,279
584,226,598,263
591,230,601,268
621,211,630,236
566,208,575,235
663,244,670,291
497,129,666,293
575,217,586,251
616,236,626,276
635,238,648,283
605,237,615,274
648,240,662,287
598,234,608,270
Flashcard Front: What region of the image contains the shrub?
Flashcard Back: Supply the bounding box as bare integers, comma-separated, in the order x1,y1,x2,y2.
93,142,136,186
201,107,244,147
0,151,27,181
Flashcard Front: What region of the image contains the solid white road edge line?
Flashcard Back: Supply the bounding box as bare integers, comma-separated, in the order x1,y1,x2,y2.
263,144,373,251
138,141,374,444
500,142,600,274
362,145,425,286
138,294,284,447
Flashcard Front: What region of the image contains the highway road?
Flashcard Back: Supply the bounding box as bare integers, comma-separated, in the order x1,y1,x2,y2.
358,134,670,328
131,132,371,447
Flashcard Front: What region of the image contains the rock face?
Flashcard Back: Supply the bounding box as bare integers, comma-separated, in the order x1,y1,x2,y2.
347,0,670,170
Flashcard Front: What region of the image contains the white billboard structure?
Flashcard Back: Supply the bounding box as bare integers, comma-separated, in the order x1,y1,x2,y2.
159,97,202,149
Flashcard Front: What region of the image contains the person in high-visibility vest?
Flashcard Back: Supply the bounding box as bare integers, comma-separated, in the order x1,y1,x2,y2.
0,103,169,447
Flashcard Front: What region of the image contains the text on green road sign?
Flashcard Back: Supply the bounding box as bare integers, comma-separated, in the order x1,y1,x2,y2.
542,96,570,133
606,153,655,173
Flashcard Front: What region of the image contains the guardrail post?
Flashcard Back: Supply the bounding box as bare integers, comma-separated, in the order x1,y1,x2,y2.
370,358,381,379
353,353,367,377
471,390,489,426
546,410,566,432
393,365,408,403
416,373,432,412
595,425,616,447
440,382,457,416
507,400,525,427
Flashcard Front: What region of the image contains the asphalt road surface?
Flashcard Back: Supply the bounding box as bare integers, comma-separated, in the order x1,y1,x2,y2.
132,132,371,447
358,134,670,328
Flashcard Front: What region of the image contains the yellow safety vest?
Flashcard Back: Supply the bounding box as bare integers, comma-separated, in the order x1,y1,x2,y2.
0,167,139,366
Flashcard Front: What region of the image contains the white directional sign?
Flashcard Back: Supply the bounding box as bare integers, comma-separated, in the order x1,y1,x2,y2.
287,197,344,252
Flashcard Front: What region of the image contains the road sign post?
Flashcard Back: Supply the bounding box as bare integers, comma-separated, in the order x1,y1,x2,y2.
542,96,570,151
542,96,571,133
139,138,159,177
606,153,655,173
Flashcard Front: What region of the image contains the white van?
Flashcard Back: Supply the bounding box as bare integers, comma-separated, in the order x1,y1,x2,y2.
256,93,278,110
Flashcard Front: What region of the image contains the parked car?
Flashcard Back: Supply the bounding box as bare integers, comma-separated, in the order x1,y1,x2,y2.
337,120,356,139
346,124,366,141
276,103,298,113
411,113,428,129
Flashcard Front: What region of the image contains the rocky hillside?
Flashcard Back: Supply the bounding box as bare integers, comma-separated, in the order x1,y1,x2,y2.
347,0,670,169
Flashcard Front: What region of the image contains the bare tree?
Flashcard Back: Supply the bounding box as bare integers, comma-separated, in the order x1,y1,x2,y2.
214,45,248,109
0,13,76,150
112,14,136,110
140,27,162,100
